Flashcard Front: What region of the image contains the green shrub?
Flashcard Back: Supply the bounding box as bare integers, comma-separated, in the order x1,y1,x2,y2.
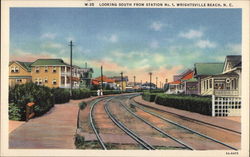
51,88,70,104
9,82,54,120
79,101,87,110
75,134,85,148
103,90,121,95
154,94,212,115
9,103,23,120
142,92,158,102
72,88,91,100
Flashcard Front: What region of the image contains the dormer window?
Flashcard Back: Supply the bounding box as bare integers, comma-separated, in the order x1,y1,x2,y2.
45,66,48,72
11,66,19,73
11,67,15,73
53,67,57,73
35,67,40,73
15,67,19,73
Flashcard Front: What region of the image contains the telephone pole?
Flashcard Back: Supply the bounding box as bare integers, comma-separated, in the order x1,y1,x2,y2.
156,77,158,89
133,76,136,87
101,66,103,90
149,72,152,93
69,41,73,97
120,72,124,92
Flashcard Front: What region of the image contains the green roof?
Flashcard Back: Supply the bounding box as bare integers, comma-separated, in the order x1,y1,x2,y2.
194,63,224,76
31,59,67,66
17,61,33,71
185,78,198,82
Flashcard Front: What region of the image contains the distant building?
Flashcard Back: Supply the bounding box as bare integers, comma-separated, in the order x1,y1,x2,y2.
141,82,156,90
167,69,197,94
93,76,117,89
110,76,129,91
78,67,94,89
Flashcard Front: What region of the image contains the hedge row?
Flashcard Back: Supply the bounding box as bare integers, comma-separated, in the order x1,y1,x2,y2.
51,88,70,104
9,83,54,121
142,92,158,102
155,94,212,115
71,88,91,100
142,93,212,115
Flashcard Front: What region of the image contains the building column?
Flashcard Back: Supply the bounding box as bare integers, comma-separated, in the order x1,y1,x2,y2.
65,75,67,87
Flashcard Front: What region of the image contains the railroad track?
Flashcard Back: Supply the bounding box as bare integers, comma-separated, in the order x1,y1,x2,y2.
89,97,110,150
127,97,238,150
132,96,241,135
104,98,155,150
117,99,194,150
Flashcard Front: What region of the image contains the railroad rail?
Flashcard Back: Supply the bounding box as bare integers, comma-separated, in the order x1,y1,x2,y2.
89,97,110,150
117,99,193,150
104,98,155,150
132,96,241,135
129,98,238,150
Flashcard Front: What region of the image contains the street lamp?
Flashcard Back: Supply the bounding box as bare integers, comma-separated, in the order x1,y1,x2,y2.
120,72,124,92
149,72,152,93
133,76,136,87
156,77,158,89
101,65,103,90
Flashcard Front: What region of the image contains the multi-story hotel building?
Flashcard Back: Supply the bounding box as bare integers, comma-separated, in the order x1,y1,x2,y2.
9,59,82,88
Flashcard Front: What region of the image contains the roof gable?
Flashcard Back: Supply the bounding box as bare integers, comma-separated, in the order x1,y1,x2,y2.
194,63,224,76
223,55,241,72
9,61,33,72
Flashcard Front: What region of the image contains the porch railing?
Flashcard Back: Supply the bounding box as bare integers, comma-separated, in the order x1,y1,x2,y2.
214,89,239,96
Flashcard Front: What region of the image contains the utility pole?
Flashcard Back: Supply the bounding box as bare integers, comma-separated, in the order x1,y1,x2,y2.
69,41,73,97
149,72,152,93
101,66,103,90
141,80,143,91
133,76,136,87
156,77,158,89
120,72,124,92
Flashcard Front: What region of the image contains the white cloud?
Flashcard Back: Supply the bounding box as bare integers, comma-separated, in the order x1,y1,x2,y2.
150,21,165,31
196,40,216,48
42,42,63,49
179,29,203,39
41,33,56,39
109,34,118,43
100,34,119,43
150,40,159,49
226,43,241,54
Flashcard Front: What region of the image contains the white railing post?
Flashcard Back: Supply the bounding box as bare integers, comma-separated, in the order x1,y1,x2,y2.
212,95,215,116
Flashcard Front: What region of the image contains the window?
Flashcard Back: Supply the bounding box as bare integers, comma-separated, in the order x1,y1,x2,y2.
15,67,19,72
11,66,19,73
35,67,40,73
44,78,48,83
52,79,57,85
53,67,56,73
45,66,48,72
11,67,15,72
16,79,22,83
209,79,212,89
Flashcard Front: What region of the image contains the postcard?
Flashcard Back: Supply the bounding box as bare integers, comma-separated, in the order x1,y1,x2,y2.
1,0,249,157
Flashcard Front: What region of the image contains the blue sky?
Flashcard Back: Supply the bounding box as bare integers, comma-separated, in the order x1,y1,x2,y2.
10,8,241,83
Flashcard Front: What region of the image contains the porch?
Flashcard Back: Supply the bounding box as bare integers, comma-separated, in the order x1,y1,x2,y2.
201,73,240,97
